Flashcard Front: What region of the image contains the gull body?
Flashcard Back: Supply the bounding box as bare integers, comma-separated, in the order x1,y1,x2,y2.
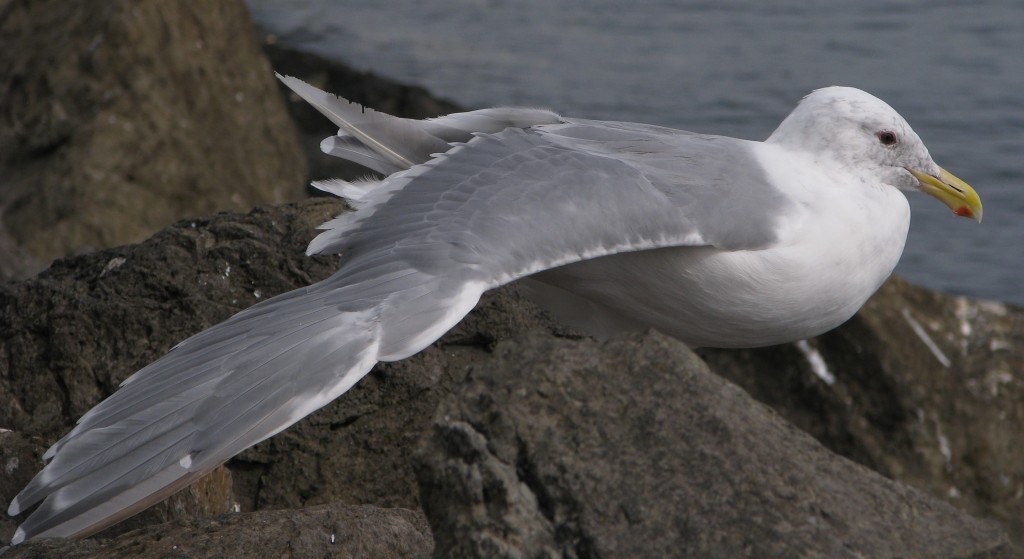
7,79,981,544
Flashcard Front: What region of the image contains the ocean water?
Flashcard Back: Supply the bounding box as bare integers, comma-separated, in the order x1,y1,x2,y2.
248,0,1024,306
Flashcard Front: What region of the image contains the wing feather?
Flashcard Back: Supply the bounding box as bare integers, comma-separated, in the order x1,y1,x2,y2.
319,136,404,175
277,73,448,169
10,81,788,544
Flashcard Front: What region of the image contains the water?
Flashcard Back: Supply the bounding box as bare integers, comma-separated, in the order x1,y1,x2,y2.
249,0,1024,306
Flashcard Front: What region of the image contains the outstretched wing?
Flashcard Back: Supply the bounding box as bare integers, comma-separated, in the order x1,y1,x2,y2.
10,84,787,543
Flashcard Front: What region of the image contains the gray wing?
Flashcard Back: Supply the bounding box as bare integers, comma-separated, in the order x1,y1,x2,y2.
9,93,788,544
539,119,792,250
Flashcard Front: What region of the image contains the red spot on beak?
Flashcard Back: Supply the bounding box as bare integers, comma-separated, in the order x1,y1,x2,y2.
955,206,973,218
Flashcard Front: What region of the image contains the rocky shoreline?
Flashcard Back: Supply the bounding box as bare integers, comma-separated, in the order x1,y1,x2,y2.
1,1,1021,557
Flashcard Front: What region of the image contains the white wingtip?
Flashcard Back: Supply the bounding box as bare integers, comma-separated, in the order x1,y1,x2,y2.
7,496,21,516
11,527,26,545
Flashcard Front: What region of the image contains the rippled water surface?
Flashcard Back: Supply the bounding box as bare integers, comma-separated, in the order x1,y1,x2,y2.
249,0,1024,305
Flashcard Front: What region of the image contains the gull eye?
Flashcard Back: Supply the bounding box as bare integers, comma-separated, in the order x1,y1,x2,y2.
877,131,898,146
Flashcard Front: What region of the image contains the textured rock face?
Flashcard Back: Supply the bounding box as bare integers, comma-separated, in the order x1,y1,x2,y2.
701,277,1024,542
0,432,41,544
0,0,308,270
0,199,347,544
0,222,42,282
414,332,1015,559
0,199,347,443
3,503,432,559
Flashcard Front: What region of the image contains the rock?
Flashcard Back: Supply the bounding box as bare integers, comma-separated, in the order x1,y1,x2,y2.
210,264,563,516
2,503,431,559
0,198,346,442
0,199,346,543
701,276,1024,544
0,2,477,281
0,432,43,544
415,331,1016,558
0,219,42,282
0,0,308,269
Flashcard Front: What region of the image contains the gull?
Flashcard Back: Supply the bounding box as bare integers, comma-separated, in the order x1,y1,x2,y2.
6,77,982,544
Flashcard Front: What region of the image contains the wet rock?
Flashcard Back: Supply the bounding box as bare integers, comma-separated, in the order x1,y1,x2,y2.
415,331,1016,558
0,0,308,269
3,503,431,559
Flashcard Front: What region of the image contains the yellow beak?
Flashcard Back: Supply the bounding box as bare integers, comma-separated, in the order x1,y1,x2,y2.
908,166,983,223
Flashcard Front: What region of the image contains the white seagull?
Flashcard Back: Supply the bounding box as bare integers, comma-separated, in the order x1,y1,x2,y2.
7,77,982,544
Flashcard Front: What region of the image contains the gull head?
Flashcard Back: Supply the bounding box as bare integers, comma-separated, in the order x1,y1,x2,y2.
767,86,982,222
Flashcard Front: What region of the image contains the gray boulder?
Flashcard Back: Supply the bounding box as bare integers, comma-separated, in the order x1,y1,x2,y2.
702,277,1024,542
415,332,1015,558
0,0,308,275
3,503,431,559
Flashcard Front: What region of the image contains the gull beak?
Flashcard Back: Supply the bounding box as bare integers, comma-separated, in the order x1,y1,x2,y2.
908,166,983,223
